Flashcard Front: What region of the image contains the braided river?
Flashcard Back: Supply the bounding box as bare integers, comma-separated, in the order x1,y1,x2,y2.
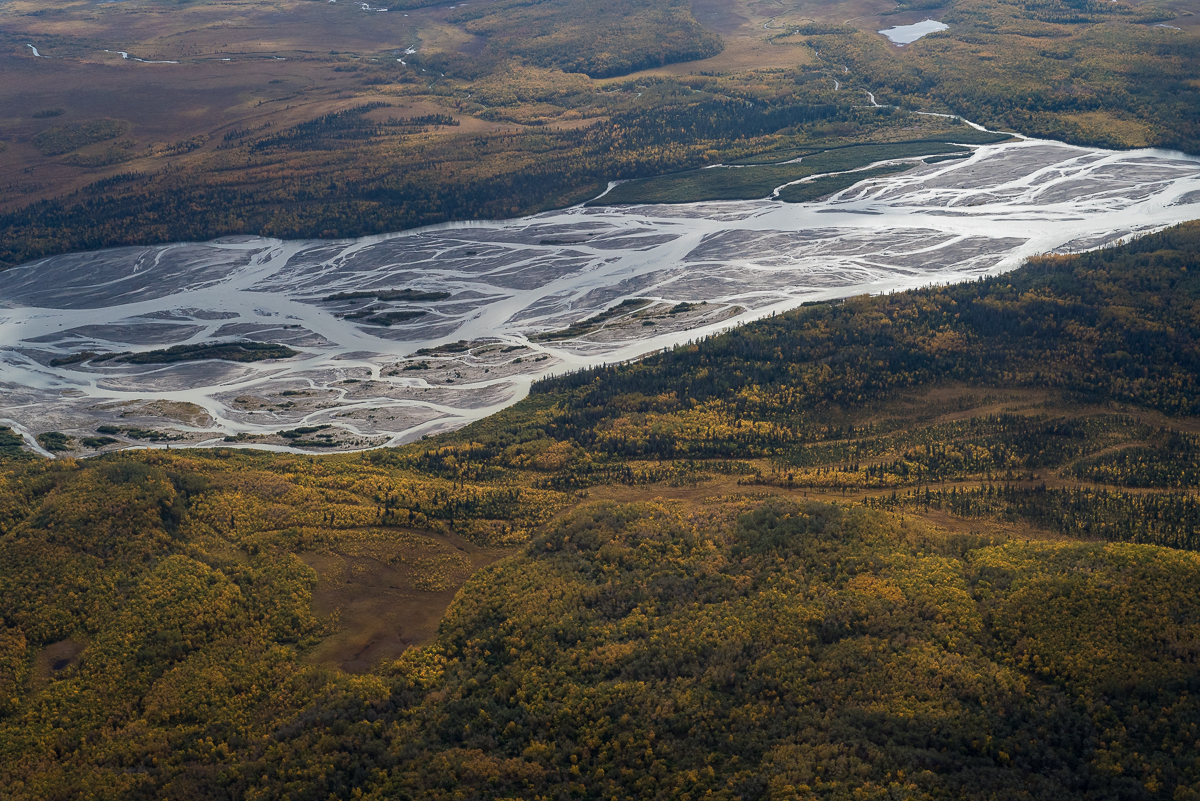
2,136,1199,454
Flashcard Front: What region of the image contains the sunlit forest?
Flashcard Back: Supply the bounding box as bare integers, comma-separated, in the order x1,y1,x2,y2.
3,224,1200,798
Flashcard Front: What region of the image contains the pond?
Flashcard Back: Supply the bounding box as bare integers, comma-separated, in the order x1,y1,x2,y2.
879,19,949,44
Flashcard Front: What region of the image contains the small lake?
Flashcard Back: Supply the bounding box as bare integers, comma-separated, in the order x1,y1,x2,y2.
879,19,949,44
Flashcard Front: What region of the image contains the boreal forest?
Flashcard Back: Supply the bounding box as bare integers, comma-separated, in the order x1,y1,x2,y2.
4,0,1200,795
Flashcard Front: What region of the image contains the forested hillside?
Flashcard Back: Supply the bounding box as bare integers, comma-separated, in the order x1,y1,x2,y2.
537,222,1200,413
4,225,1200,798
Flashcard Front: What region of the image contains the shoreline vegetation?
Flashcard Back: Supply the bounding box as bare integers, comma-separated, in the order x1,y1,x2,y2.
587,136,1002,205
3,224,1200,797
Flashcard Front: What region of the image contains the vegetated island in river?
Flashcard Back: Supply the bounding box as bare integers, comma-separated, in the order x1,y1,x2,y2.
588,134,1009,205
49,340,298,366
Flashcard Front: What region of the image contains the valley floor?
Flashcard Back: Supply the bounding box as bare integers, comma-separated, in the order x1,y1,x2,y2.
2,136,1198,457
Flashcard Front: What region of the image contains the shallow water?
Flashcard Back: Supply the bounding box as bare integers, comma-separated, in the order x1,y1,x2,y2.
2,137,1199,452
879,19,949,44
102,49,179,64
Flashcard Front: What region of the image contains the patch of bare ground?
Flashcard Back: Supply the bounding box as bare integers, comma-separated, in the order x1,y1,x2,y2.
614,0,829,80
0,46,600,212
0,0,567,212
301,527,515,673
897,505,1088,545
32,637,86,686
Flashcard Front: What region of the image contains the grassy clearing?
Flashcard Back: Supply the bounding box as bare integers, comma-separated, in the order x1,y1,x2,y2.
589,140,972,205
732,128,1012,165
